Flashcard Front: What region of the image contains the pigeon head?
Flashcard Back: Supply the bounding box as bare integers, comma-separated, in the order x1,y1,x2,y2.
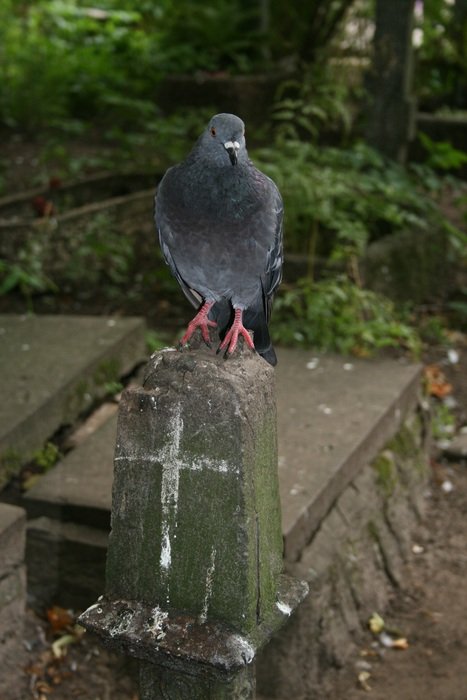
198,113,247,166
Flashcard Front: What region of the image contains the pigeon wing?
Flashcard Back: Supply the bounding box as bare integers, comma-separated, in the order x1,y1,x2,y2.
243,179,284,365
155,175,202,310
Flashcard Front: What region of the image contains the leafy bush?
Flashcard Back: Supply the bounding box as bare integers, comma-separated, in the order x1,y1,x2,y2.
253,140,442,264
415,0,467,110
272,275,420,356
0,1,158,130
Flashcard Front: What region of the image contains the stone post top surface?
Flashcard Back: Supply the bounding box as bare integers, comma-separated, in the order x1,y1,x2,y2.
142,344,274,392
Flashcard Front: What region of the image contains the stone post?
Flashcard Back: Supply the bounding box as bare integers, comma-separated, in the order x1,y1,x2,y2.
79,346,307,698
365,0,416,163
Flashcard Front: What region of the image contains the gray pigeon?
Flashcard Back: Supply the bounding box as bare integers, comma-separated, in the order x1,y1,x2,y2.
155,113,283,366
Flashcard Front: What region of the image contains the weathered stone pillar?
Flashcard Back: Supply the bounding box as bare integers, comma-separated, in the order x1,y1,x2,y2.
79,346,307,698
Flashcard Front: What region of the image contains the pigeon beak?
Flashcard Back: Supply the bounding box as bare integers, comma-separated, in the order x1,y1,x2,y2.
224,140,240,166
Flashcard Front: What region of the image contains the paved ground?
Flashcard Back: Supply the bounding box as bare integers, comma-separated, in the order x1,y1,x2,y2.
0,314,146,485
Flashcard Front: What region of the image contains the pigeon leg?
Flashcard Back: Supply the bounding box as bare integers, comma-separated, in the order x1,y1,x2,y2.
218,308,255,355
180,300,217,347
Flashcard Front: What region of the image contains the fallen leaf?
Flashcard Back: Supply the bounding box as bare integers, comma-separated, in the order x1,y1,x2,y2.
368,612,385,635
392,637,409,650
358,670,372,691
424,365,453,398
47,606,74,633
52,634,77,659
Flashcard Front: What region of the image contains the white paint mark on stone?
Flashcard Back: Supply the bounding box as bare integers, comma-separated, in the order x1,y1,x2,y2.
159,404,183,575
160,532,172,570
276,600,292,616
343,363,354,371
199,546,217,624
115,451,234,474
115,401,236,603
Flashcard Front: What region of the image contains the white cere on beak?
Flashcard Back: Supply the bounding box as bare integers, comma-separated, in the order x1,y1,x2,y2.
223,140,240,152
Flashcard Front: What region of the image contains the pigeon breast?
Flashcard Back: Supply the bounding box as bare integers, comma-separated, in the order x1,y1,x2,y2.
156,156,281,309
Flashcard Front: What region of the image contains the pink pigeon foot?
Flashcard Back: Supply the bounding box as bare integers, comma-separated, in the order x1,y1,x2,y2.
218,308,255,355
180,300,217,347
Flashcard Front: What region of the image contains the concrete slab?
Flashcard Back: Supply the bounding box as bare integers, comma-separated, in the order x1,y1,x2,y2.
275,350,422,560
443,429,467,460
24,348,422,565
0,503,26,571
0,314,146,485
26,517,108,611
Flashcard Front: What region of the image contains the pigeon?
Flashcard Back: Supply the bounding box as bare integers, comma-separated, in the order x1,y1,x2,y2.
155,112,283,366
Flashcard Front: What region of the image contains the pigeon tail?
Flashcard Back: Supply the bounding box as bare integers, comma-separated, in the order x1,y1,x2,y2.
243,305,277,366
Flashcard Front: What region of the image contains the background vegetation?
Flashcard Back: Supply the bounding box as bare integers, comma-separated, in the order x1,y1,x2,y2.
1,0,467,355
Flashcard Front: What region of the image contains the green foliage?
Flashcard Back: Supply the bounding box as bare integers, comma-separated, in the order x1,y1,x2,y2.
272,64,355,141
146,330,172,354
415,0,467,110
0,0,362,132
103,381,123,396
33,441,60,471
253,141,439,264
272,275,420,356
0,241,58,305
153,1,264,74
0,0,158,130
267,0,356,64
419,133,467,171
417,315,449,344
447,288,467,330
64,213,134,293
431,401,456,442
372,451,397,497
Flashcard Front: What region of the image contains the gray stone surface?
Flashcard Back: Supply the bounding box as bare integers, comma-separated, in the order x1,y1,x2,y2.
25,415,117,527
0,503,26,677
25,348,422,564
106,347,284,637
257,410,430,699
443,429,467,460
0,503,26,570
0,314,146,485
26,517,108,611
275,350,422,560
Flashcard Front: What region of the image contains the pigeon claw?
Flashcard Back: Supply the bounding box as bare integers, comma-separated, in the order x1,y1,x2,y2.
218,309,255,356
179,301,217,347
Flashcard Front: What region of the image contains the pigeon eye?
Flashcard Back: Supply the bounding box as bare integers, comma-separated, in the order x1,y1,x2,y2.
210,127,216,137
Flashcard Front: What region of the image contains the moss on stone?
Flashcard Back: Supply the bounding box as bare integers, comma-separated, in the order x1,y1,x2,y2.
387,424,418,460
0,448,23,489
372,451,397,497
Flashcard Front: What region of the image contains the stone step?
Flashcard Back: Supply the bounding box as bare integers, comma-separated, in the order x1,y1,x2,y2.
24,348,422,561
0,503,26,686
0,314,146,488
